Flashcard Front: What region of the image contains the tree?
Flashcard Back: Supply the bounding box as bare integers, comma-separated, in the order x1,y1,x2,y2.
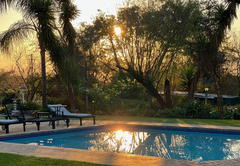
179,65,197,92
90,0,201,108
227,31,240,96
0,0,66,108
186,0,240,111
54,0,83,112
13,52,42,102
188,0,240,102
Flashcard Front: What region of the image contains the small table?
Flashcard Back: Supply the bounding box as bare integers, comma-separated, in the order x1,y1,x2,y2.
48,105,67,125
48,105,67,115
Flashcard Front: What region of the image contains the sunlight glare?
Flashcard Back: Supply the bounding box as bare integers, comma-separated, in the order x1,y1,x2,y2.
114,27,122,35
116,130,123,140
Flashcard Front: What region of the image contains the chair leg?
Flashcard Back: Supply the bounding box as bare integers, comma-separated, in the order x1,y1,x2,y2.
36,121,40,131
66,119,69,127
52,121,55,129
5,124,9,134
80,118,82,126
23,122,26,132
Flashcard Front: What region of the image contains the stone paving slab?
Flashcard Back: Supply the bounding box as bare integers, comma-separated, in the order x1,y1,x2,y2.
1,120,240,166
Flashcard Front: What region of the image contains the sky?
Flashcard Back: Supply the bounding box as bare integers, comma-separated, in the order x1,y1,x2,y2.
0,0,125,69
0,0,240,69
0,0,125,32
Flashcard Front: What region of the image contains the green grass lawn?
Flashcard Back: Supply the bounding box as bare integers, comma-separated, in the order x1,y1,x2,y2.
95,115,240,126
0,153,108,166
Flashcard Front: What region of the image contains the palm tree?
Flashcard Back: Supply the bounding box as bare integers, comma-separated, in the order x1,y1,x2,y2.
0,0,64,108
55,0,82,112
188,0,240,102
179,65,197,92
0,0,12,12
1,0,84,111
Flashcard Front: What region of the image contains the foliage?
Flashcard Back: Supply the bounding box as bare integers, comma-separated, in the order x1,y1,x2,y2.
171,94,188,107
87,83,152,116
1,0,240,114
1,89,18,105
155,108,174,118
114,99,152,116
109,78,147,100
223,106,240,119
20,101,41,111
179,65,197,91
88,84,117,114
74,97,85,113
171,101,213,119
0,106,6,114
89,0,202,108
47,97,68,105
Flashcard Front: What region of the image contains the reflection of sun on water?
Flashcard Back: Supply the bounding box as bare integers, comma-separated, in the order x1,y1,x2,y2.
110,130,149,153
89,130,149,153
116,130,123,140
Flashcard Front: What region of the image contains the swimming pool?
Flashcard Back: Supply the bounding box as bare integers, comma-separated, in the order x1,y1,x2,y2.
1,124,240,161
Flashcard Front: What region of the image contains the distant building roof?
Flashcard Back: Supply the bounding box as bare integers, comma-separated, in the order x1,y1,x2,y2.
160,91,239,99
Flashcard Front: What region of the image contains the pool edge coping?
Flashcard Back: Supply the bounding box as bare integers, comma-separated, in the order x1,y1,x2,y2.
1,122,240,138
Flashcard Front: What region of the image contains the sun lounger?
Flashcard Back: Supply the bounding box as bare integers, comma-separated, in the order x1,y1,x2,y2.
4,103,69,131
48,104,95,126
0,119,25,134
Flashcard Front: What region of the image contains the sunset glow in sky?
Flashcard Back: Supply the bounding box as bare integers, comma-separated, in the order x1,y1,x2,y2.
0,0,124,32
0,0,240,69
0,0,124,69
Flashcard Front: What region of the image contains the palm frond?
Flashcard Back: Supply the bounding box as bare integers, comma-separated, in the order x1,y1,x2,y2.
179,65,197,91
0,0,14,13
59,1,80,48
0,20,34,52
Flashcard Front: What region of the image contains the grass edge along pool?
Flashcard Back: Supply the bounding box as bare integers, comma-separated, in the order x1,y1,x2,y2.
1,124,240,161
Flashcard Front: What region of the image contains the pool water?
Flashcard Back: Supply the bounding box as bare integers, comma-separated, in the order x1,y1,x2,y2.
3,128,240,161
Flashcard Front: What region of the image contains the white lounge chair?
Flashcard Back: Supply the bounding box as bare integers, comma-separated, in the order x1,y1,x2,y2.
47,104,95,126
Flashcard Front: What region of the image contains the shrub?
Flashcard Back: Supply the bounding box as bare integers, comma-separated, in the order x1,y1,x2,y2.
0,106,6,114
88,87,111,115
47,97,68,105
170,101,213,118
1,89,18,105
75,97,86,113
20,101,41,110
172,95,188,107
223,106,240,119
155,108,174,118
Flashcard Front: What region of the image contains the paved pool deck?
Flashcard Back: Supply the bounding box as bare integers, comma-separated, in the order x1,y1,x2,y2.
1,119,240,166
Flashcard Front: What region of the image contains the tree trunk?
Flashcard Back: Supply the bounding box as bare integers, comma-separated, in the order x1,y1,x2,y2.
164,79,172,108
217,94,223,112
38,37,47,108
109,34,124,74
214,79,224,113
143,81,168,109
119,67,168,109
155,93,168,109
188,64,202,101
40,47,47,108
68,86,76,112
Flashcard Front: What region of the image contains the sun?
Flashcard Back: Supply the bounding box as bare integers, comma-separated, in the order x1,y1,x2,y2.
114,26,122,35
